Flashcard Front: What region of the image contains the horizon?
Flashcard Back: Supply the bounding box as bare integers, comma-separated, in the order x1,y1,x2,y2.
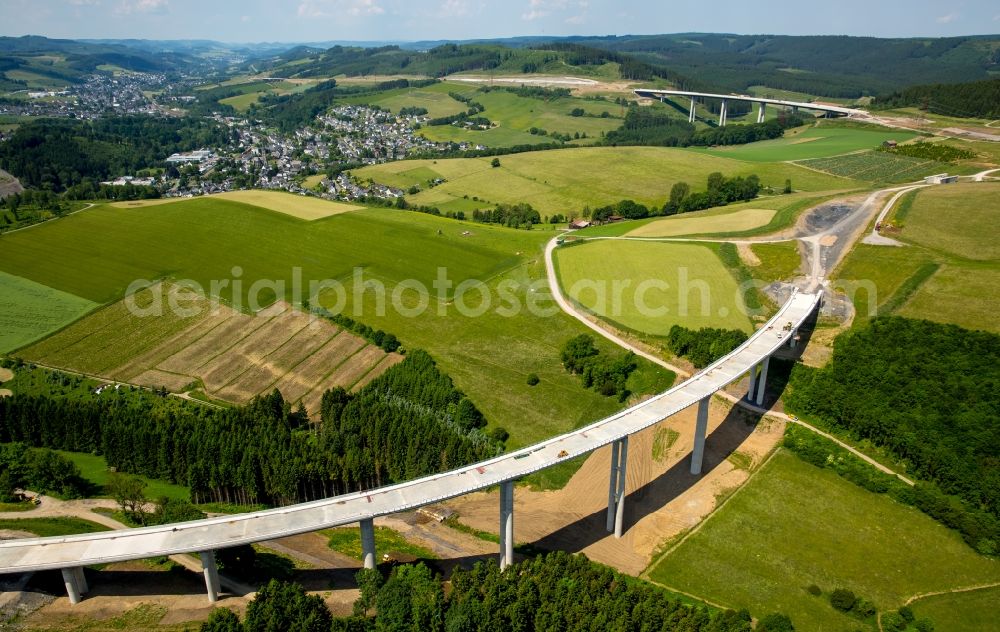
3,0,1000,43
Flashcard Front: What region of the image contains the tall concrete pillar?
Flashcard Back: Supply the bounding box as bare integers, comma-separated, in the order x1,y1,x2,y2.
606,437,629,538
199,551,220,604
689,97,696,123
719,100,728,127
61,568,82,605
755,356,771,406
73,567,89,595
606,438,621,532
360,518,376,570
747,362,759,401
499,480,514,569
757,103,767,123
691,397,710,475
789,328,798,349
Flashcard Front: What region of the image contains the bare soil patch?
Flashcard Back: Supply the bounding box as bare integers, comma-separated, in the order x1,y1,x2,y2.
447,398,785,575
0,367,14,382
737,244,761,267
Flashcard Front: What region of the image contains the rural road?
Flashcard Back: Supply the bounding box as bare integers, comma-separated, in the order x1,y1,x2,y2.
542,183,929,484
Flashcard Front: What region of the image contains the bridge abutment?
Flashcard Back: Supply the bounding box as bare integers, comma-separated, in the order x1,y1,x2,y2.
499,480,514,569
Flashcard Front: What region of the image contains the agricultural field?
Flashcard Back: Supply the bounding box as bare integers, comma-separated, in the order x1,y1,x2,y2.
355,146,858,217
111,190,362,221
0,198,531,305
796,150,970,183
0,196,673,450
909,585,1000,632
577,192,844,239
20,283,398,417
691,125,917,162
648,450,1000,630
0,270,98,354
835,182,1000,332
626,208,775,237
553,240,753,334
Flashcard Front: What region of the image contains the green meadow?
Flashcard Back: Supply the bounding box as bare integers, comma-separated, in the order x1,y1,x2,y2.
554,240,753,334
835,182,1000,332
356,146,858,216
0,270,98,353
689,125,917,162
0,199,674,451
648,450,1000,630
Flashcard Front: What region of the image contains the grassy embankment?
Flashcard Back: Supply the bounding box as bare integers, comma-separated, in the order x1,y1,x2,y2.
835,182,1000,332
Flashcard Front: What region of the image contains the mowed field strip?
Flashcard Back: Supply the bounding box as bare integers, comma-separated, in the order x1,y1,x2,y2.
554,240,752,334
0,270,98,354
626,208,776,238
19,283,399,416
111,189,363,221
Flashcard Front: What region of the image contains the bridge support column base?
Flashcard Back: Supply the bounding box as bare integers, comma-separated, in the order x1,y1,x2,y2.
61,568,83,605
755,356,771,406
360,518,376,570
606,436,629,538
499,480,514,569
747,362,760,401
199,551,220,604
691,397,710,475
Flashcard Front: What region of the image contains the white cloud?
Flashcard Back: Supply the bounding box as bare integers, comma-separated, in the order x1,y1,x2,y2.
936,12,958,24
439,0,469,18
522,0,589,22
67,0,100,6
297,0,384,19
115,0,168,15
241,14,250,22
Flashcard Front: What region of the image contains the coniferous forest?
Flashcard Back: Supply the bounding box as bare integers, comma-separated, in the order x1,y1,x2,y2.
787,316,1000,552
202,552,778,632
0,350,501,506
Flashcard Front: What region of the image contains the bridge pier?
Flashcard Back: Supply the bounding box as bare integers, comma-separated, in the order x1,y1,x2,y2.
757,103,767,123
690,397,710,475
61,567,87,605
606,436,629,537
747,362,760,401
499,480,514,569
199,550,220,604
719,100,728,127
755,356,771,406
689,97,696,123
360,518,376,570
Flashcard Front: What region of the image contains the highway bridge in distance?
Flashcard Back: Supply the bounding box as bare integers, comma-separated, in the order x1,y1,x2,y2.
634,88,867,126
0,289,821,605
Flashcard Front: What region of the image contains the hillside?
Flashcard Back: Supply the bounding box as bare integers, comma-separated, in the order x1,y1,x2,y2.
872,76,1000,119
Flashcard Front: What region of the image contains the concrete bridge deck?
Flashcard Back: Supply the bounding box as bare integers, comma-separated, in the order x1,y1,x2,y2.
0,288,820,602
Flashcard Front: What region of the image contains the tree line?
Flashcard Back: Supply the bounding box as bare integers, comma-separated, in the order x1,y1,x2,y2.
787,316,1000,555
0,350,502,507
604,107,804,148
561,334,638,401
872,77,1000,119
666,326,749,368
202,552,794,631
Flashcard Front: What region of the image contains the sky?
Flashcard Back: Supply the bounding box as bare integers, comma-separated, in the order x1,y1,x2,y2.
2,0,999,43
